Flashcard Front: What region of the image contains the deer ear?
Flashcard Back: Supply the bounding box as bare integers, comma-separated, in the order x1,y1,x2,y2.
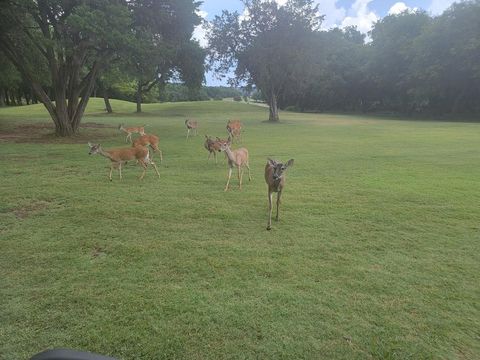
216,137,221,141
286,159,294,167
88,142,92,147
267,158,276,166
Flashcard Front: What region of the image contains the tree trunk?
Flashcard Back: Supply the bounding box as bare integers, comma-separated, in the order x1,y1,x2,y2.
104,90,113,113
0,90,5,107
136,81,142,113
9,91,17,106
268,91,279,122
4,89,9,106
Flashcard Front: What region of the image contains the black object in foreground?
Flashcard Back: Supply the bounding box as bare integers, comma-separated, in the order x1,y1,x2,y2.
30,349,117,360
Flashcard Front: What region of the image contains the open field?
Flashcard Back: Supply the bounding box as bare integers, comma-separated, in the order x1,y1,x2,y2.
1,99,479,359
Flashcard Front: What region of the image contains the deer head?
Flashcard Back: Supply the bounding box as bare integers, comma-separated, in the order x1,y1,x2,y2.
267,158,294,181
218,137,232,151
88,142,101,155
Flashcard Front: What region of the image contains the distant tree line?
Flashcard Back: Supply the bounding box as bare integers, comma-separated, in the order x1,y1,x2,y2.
209,0,480,121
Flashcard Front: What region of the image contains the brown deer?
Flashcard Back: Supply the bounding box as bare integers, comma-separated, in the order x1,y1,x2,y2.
118,124,146,143
185,119,198,139
88,142,160,181
132,134,163,163
265,158,294,230
218,138,251,191
204,135,225,164
226,120,242,142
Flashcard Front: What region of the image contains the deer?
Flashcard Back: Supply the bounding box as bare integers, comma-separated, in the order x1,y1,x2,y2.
118,124,146,143
226,120,242,143
218,137,251,191
185,119,198,139
265,158,294,230
88,142,160,181
132,134,163,163
204,135,225,164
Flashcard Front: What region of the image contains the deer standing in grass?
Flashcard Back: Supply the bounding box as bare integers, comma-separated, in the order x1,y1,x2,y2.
132,134,163,163
226,120,242,142
265,158,294,230
218,138,251,191
204,135,225,164
88,143,160,181
185,119,198,139
118,124,146,143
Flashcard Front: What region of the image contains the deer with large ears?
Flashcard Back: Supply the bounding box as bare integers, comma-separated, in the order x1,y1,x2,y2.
88,142,160,181
265,158,294,230
204,135,224,164
218,137,251,191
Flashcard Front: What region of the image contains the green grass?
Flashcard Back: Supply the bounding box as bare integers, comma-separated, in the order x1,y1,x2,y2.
1,99,479,359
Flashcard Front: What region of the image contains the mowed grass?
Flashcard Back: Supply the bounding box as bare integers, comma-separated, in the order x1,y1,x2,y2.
0,99,479,359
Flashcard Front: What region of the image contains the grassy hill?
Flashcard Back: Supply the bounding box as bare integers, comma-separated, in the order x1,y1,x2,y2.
1,99,479,359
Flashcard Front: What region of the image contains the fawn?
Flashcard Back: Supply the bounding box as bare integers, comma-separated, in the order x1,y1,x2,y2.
226,120,242,142
118,124,146,143
204,135,225,164
185,119,198,139
218,138,251,191
264,158,294,230
88,143,160,181
132,134,163,163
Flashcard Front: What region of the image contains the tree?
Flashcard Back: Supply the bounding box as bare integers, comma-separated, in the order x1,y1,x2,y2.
208,0,322,122
368,10,431,113
411,0,480,114
125,0,205,113
0,1,134,136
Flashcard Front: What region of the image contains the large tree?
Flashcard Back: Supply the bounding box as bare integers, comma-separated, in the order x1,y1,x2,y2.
0,1,134,136
126,0,205,113
0,0,204,135
208,0,322,122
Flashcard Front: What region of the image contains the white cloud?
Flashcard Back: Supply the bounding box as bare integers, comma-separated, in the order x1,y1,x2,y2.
389,2,409,15
317,0,347,30
428,0,458,15
192,10,208,47
388,2,419,15
340,0,378,34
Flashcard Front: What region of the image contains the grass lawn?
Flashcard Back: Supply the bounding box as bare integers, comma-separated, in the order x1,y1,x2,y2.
0,99,479,359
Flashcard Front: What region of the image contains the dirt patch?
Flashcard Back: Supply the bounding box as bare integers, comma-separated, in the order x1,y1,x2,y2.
0,122,118,144
11,200,51,219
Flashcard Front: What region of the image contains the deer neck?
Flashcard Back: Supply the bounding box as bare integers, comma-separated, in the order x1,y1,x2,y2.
224,147,236,163
98,148,116,162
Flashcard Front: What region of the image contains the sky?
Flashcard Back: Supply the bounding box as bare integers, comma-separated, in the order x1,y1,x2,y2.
194,0,462,86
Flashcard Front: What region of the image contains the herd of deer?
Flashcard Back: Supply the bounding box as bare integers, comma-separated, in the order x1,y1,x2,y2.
88,119,293,230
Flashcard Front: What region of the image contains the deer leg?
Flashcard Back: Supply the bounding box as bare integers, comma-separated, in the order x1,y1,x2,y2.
238,165,242,189
138,160,147,180
109,164,113,181
208,151,212,162
186,129,190,139
276,191,282,221
150,160,160,178
214,151,217,164
246,163,252,181
225,167,232,191
119,162,122,180
267,191,273,230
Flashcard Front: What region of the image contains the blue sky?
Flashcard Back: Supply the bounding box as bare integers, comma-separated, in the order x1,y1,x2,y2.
195,0,461,85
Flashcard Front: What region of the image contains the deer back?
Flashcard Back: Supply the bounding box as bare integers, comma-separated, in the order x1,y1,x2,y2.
232,148,249,166
107,146,148,162
133,134,158,148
